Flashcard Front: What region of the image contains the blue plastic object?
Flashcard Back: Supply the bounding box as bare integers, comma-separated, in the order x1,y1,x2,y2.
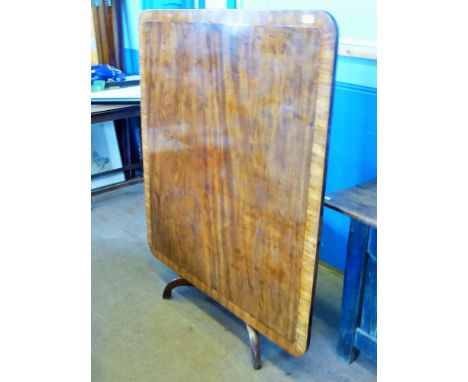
91,64,126,84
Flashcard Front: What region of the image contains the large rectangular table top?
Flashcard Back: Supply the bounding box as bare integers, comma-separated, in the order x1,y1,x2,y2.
140,10,337,356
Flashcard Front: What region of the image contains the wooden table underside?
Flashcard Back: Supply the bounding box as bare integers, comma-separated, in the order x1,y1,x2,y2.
140,10,337,356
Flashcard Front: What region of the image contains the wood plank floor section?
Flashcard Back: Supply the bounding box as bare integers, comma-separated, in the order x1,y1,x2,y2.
92,184,376,381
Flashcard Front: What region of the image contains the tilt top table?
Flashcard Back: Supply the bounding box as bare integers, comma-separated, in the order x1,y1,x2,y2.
140,9,337,368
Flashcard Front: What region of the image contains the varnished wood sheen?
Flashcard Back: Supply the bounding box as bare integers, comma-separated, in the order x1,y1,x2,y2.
140,10,337,356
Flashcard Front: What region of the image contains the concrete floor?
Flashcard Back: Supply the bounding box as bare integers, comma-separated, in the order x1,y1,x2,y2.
92,183,376,382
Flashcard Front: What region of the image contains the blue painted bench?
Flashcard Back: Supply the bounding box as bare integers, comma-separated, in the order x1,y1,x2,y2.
324,179,377,362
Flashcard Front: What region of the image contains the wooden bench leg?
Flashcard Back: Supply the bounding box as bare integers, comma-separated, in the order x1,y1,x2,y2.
337,219,369,362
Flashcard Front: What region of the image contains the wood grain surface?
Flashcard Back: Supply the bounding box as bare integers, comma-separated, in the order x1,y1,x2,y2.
324,179,377,228
140,10,336,356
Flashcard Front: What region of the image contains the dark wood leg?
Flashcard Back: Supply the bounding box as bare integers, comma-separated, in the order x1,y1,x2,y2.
356,228,377,361
162,277,194,300
246,323,262,370
337,219,370,362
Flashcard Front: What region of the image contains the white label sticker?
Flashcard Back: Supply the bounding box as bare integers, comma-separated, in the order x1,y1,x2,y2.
302,14,315,24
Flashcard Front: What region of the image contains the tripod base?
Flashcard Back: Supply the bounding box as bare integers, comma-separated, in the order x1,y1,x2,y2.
162,277,263,370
